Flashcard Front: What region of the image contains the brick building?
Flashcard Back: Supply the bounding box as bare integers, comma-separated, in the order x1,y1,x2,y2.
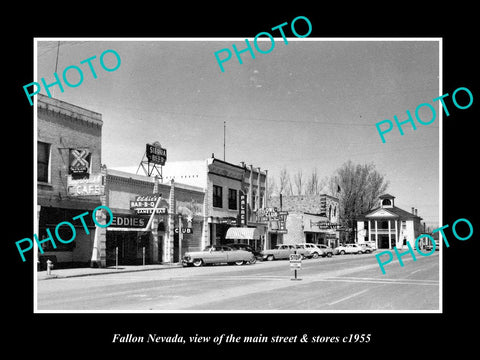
36,93,104,268
104,169,205,266
36,94,206,268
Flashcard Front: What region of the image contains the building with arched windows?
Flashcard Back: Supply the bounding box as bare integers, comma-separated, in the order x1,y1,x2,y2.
356,194,423,250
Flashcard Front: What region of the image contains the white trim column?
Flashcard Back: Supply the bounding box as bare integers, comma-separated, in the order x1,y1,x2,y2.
375,220,378,247
368,220,371,242
388,220,392,249
395,219,398,249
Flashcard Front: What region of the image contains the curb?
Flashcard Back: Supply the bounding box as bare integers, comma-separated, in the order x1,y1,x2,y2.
37,264,183,281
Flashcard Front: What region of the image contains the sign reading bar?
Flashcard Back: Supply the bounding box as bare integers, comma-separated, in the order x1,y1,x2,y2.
130,194,167,214
146,143,167,165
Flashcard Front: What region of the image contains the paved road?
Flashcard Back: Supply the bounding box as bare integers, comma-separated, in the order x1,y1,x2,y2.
36,252,439,311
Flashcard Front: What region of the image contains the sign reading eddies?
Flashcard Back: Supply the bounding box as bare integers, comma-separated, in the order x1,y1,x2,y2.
146,143,167,165
130,194,168,215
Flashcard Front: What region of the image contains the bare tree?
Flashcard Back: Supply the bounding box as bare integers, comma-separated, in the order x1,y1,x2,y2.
293,170,304,195
279,167,292,195
305,167,320,195
327,161,389,241
266,176,276,201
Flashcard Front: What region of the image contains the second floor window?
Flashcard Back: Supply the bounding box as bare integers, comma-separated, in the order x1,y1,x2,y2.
38,141,50,183
213,185,222,208
228,188,237,210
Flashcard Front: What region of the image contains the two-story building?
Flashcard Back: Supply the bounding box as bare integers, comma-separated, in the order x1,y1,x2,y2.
37,94,104,268
356,194,423,250
155,157,269,251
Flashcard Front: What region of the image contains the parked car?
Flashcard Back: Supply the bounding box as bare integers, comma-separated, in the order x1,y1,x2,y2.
296,243,333,258
228,243,262,261
182,245,256,267
359,244,376,254
425,240,440,252
334,243,362,255
316,244,334,257
261,244,309,261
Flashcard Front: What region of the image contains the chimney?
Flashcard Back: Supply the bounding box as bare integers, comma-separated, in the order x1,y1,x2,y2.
411,207,415,214
415,208,418,216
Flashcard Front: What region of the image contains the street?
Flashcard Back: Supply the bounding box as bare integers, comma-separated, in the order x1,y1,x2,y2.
36,252,439,311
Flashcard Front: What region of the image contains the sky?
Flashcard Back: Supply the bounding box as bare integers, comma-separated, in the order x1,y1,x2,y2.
35,38,440,227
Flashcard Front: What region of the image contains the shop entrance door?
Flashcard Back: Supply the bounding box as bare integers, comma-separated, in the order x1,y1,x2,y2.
106,231,139,266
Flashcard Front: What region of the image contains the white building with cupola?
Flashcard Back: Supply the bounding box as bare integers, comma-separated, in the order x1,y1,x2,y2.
356,194,423,250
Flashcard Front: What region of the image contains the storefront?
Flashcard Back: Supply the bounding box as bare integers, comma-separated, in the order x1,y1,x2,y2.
225,226,262,251
104,169,205,265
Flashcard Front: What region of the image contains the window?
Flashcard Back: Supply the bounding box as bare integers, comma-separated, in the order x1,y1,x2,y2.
38,141,50,182
213,185,222,208
228,188,237,210
382,199,391,206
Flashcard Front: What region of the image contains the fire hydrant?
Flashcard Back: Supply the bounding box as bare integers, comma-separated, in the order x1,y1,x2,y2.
46,259,54,275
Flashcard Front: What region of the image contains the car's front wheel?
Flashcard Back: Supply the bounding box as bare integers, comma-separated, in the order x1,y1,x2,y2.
249,256,257,264
192,259,204,267
327,252,333,257
267,255,274,261
340,250,345,255
235,260,244,266
312,252,319,259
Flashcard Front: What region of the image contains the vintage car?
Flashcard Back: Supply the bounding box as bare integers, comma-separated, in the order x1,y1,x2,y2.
182,245,256,267
334,243,362,255
296,243,334,258
228,243,262,261
359,244,376,254
316,244,334,257
261,244,310,261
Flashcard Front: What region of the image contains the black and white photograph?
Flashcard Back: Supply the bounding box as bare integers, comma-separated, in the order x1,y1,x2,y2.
33,38,442,312
7,6,478,355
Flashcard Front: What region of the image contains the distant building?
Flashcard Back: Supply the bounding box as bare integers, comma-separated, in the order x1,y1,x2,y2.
356,194,423,250
268,194,341,248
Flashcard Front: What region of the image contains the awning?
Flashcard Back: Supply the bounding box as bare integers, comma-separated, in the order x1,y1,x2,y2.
225,227,260,240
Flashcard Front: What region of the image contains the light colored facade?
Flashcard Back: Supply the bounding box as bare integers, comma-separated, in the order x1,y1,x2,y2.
142,157,269,251
356,194,423,250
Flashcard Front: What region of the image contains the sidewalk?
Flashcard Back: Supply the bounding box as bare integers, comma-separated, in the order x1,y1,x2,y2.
37,263,183,281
